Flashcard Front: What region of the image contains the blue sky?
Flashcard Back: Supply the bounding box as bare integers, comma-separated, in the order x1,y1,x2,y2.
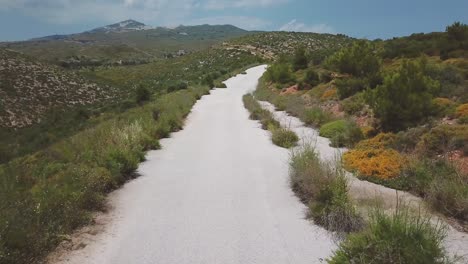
0,0,467,41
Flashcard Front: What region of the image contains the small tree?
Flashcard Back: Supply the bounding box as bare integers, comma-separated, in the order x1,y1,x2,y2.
265,63,294,84
446,22,468,42
135,84,151,104
303,68,320,87
367,58,440,131
326,40,381,78
293,46,308,71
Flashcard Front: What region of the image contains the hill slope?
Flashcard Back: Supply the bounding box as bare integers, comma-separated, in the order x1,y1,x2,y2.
0,48,120,129
226,31,353,60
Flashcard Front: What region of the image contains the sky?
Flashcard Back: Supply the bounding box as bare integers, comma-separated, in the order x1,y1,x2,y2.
0,0,467,41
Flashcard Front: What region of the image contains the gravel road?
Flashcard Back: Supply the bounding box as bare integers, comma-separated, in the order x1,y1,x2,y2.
55,65,335,264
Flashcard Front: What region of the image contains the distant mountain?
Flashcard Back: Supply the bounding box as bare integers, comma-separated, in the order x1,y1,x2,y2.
89,19,152,33
1,22,253,66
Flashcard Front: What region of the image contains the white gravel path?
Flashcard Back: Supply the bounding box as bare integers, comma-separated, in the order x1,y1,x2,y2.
52,65,336,264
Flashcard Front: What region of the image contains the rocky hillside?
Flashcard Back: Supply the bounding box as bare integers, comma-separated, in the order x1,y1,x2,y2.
88,19,151,33
226,31,353,60
0,49,119,128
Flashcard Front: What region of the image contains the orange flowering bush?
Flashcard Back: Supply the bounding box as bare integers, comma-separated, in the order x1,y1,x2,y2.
456,103,468,117
355,133,396,149
321,88,337,100
360,126,376,138
432,97,454,108
343,133,404,179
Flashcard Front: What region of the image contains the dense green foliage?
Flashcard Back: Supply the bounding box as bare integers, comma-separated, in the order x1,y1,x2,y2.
135,84,151,103
292,47,308,71
328,207,449,264
326,40,382,78
319,120,363,147
264,63,294,84
367,58,440,131
383,22,468,60
303,68,320,87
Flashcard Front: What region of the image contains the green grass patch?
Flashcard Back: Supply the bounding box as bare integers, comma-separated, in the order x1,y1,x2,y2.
290,144,363,234
320,119,363,147
243,94,298,148
328,206,451,264
271,128,299,148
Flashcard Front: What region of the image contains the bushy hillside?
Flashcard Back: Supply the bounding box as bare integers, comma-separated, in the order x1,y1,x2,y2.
86,46,262,88
0,45,262,164
0,49,120,129
0,23,253,67
227,31,353,60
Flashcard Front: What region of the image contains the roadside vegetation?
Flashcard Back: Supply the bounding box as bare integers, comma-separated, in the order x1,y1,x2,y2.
254,22,468,228
242,94,298,148
289,144,452,263
252,21,467,262
0,85,210,264
290,144,363,234
328,206,451,264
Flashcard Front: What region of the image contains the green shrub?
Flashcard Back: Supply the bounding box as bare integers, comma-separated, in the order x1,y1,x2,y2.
243,94,298,148
242,94,280,130
328,206,449,264
320,120,363,147
401,159,468,222
303,68,320,86
301,107,333,127
320,71,333,83
367,58,440,131
320,120,346,138
293,47,309,71
271,128,299,148
167,81,188,92
341,93,366,115
214,82,227,88
264,63,294,84
416,124,468,156
335,77,368,99
290,144,363,233
447,22,468,42
135,84,151,104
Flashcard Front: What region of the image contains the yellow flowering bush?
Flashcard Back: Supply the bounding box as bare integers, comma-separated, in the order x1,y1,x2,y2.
360,126,376,138
321,88,337,100
343,133,404,179
432,97,454,108
456,103,468,117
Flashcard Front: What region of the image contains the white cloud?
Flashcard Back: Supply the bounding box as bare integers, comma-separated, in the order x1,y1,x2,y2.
203,0,289,10
187,16,271,30
0,0,198,25
279,19,335,34
0,0,276,30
